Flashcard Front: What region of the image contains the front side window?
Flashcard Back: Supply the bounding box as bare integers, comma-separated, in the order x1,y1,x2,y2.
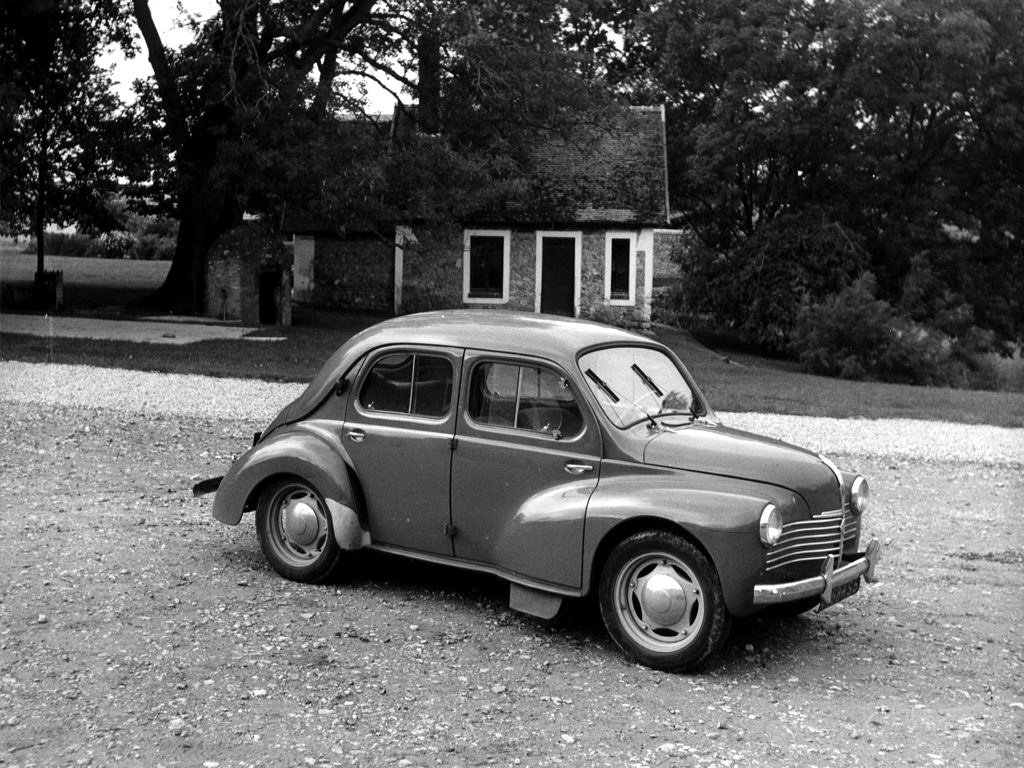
359,352,454,417
464,230,510,302
468,361,583,438
579,346,695,428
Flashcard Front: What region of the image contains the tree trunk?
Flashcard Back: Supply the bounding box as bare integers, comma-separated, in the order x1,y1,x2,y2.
34,133,46,279
149,100,241,315
151,170,239,314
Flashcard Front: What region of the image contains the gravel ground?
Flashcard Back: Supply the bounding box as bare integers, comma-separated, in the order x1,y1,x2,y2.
1,362,1021,465
1,362,1022,767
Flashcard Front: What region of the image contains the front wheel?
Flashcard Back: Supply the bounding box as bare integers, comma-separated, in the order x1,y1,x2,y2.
599,530,730,672
256,478,342,583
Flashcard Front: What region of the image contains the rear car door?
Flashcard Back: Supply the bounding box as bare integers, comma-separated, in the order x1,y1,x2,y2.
449,352,602,589
343,346,461,556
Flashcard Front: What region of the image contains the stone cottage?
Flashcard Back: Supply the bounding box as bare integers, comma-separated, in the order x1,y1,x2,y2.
286,106,682,328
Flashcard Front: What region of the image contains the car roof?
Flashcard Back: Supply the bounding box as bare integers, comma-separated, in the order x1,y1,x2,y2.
347,309,651,360
263,310,660,435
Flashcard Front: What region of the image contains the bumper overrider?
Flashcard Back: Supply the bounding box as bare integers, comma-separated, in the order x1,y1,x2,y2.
753,538,882,607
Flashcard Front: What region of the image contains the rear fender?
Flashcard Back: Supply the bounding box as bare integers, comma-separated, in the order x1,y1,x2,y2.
211,422,367,549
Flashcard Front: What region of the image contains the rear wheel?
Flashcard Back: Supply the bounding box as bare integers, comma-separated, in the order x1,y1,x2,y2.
599,530,730,671
256,478,342,583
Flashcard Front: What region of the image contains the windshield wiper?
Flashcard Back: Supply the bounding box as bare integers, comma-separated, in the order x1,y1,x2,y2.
631,364,664,398
585,368,620,403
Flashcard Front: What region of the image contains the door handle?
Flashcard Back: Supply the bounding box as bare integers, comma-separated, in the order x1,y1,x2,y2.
346,428,366,443
564,462,594,475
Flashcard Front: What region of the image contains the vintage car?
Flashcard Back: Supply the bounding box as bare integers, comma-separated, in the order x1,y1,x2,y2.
195,310,880,671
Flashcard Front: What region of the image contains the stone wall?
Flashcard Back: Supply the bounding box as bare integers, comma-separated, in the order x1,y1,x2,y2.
311,224,660,329
399,226,462,313
313,235,393,313
206,224,293,325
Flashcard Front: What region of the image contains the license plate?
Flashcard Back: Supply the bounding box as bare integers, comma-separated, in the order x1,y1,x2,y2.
821,577,860,608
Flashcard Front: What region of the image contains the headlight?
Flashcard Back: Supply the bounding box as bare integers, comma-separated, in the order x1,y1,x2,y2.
851,476,869,515
759,503,783,547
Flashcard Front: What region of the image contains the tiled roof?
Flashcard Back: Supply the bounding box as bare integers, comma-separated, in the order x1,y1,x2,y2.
512,106,670,226
282,105,669,232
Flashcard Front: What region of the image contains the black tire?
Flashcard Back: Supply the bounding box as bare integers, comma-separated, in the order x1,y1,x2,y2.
255,478,343,583
598,530,730,672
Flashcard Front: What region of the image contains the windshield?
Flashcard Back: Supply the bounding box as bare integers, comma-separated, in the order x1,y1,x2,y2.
578,346,696,428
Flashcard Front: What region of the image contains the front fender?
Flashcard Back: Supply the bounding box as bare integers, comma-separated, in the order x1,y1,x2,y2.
211,422,361,537
582,467,807,617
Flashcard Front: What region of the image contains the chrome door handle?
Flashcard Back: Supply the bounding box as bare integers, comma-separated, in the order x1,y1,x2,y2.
346,428,366,443
564,462,594,475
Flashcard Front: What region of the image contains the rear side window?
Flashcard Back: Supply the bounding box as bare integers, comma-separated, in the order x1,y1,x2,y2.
467,361,583,438
359,353,454,418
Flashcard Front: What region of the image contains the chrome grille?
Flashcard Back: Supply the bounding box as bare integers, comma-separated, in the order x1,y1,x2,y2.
842,499,861,548
766,509,844,572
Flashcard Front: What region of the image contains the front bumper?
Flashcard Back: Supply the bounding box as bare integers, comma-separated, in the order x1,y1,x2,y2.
752,538,881,606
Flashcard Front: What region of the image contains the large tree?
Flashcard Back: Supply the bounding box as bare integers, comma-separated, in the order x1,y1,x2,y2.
128,0,605,314
580,0,1023,356
129,0,378,313
0,0,130,280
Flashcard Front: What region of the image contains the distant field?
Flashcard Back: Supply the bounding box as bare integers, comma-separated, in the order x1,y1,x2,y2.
1,249,170,313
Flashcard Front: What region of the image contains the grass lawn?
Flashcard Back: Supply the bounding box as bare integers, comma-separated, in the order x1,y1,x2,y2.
3,247,1022,427
2,313,1022,427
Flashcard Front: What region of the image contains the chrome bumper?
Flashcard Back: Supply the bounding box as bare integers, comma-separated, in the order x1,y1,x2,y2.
192,476,223,497
753,538,881,605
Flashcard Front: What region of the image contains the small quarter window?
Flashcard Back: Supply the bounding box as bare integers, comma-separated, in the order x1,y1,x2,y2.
359,353,453,417
468,361,583,438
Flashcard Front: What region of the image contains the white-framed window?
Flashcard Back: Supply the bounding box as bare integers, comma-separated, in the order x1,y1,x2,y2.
605,232,637,305
463,229,511,304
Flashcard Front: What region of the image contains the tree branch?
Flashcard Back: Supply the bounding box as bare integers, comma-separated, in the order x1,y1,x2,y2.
131,0,188,149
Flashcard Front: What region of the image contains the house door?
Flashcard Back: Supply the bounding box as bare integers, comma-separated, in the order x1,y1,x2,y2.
259,270,280,325
540,236,576,316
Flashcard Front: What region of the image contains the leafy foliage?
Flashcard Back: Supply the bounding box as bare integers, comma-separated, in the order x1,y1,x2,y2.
0,1,131,262
589,0,1023,383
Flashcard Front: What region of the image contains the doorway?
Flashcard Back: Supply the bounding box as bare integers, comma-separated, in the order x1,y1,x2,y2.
259,270,281,325
538,234,578,316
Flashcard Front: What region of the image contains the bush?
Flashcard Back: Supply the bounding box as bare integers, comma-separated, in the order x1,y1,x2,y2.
676,212,868,352
85,231,136,259
24,232,93,257
133,233,176,261
790,273,998,386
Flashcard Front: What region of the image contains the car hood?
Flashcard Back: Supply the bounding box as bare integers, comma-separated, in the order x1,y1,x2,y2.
643,422,840,512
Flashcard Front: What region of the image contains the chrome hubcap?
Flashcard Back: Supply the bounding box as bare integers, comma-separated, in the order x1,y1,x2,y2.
639,570,689,626
269,485,328,565
615,553,705,653
283,500,320,547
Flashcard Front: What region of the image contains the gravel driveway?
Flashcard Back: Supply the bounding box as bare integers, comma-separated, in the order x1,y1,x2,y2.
1,362,1022,767
2,362,1021,465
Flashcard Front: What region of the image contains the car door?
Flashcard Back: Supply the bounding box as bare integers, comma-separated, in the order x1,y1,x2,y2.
343,346,462,556
449,352,602,589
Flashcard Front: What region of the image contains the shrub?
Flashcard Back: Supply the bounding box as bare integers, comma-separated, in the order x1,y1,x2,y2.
24,232,93,257
133,233,176,261
789,273,997,386
85,231,136,259
677,212,868,352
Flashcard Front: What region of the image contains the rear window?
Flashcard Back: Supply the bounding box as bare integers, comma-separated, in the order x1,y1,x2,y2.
359,353,453,418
